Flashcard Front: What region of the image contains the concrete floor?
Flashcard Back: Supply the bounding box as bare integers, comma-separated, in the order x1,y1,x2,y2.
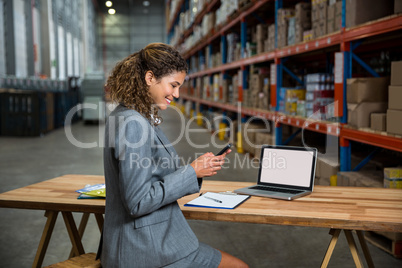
0,107,401,268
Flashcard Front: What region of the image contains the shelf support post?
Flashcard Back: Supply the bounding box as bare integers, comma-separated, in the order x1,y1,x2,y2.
276,59,283,111
208,43,213,69
221,33,227,65
241,17,247,58
340,42,351,124
275,121,283,145
275,0,283,49
340,137,351,171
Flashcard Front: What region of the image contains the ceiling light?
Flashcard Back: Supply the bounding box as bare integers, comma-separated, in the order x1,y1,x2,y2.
108,8,116,15
105,1,112,7
143,1,150,7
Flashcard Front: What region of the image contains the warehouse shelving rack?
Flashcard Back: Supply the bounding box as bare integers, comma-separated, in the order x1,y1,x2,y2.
167,0,402,172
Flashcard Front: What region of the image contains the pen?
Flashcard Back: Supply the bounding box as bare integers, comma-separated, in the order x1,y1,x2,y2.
203,196,222,203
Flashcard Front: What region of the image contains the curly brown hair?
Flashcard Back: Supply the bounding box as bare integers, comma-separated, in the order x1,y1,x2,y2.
107,43,188,125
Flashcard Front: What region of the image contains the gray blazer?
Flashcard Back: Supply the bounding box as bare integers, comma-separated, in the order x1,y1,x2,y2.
101,105,201,268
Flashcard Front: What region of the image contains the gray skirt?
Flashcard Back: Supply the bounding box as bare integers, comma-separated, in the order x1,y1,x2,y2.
164,242,222,268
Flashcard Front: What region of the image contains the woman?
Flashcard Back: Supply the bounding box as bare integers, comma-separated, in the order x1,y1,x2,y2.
100,43,248,268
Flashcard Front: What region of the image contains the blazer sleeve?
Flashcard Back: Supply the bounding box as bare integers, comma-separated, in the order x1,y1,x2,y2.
114,114,200,218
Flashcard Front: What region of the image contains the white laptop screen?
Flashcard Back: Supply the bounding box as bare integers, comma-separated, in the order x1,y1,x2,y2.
259,148,315,188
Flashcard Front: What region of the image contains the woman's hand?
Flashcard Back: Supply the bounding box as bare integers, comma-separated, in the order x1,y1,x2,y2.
190,150,231,178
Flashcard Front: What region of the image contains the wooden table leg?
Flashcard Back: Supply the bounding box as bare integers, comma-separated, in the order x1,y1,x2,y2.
356,230,375,268
69,213,90,258
94,213,104,232
321,229,341,268
62,211,85,257
344,230,364,268
32,210,58,268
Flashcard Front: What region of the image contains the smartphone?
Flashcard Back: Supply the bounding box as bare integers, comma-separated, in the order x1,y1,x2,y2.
216,143,233,156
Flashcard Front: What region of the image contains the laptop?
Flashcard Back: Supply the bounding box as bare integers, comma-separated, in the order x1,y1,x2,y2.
234,145,317,200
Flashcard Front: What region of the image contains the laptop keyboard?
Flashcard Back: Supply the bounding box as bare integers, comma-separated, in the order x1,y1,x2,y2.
251,185,303,195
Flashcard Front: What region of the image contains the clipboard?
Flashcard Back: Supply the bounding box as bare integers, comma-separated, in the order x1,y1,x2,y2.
184,192,250,209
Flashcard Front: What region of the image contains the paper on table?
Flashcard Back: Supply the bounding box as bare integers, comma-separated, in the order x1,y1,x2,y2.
184,192,250,209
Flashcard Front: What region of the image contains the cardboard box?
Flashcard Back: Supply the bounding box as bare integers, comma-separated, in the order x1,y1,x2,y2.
337,171,383,187
316,156,339,180
346,0,394,28
319,176,331,186
391,61,402,86
347,77,390,103
277,8,295,26
347,102,388,128
254,132,275,159
242,123,269,155
303,30,313,42
396,0,402,14
387,109,402,135
228,120,238,145
256,24,268,41
375,231,402,241
327,4,336,34
277,23,288,48
318,2,328,21
334,1,342,31
370,113,386,131
384,167,402,179
295,2,311,22
384,177,402,189
388,86,402,110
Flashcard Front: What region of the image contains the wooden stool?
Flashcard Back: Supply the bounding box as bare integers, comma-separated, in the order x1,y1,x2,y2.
45,253,101,268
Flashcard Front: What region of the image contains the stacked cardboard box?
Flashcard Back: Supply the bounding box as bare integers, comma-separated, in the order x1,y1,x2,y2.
254,132,276,160
396,0,402,14
346,77,389,128
220,75,229,103
327,1,342,34
337,171,384,187
370,113,387,132
195,77,202,99
212,74,220,102
202,76,210,100
211,52,222,68
346,0,393,28
256,24,268,54
295,2,311,43
277,8,294,48
387,61,402,135
230,70,242,105
315,155,339,186
265,24,276,52
249,72,269,109
201,12,216,38
258,77,270,110
228,120,238,145
285,89,306,115
312,0,328,38
226,33,240,63
384,167,402,189
303,30,313,42
242,122,269,156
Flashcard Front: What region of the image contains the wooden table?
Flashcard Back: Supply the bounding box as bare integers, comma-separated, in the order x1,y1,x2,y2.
0,174,401,268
